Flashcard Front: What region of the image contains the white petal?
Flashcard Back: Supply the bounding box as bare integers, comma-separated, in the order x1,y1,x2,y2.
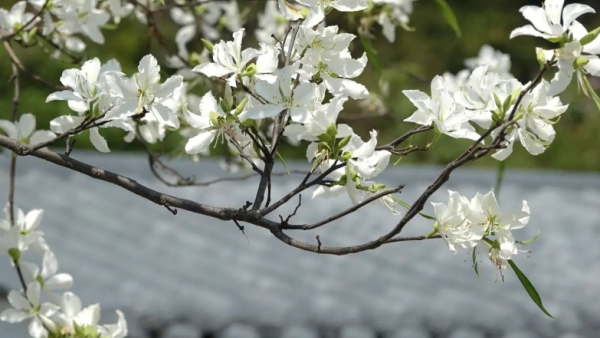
193,63,234,78
510,25,550,39
89,127,110,153
49,115,85,134
7,290,30,312
41,250,58,278
46,90,83,103
246,104,285,120
44,274,74,290
155,75,183,100
24,209,43,231
29,131,56,146
0,120,18,139
19,114,36,139
137,55,160,91
185,132,215,154
562,4,595,29
0,309,29,323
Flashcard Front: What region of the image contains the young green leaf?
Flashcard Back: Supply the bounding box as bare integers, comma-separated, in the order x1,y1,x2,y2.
358,30,382,73
472,248,480,279
494,160,506,197
508,259,555,318
434,0,462,38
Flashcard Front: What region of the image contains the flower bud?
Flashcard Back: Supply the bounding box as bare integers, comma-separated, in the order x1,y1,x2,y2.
201,39,214,53
235,98,248,115
241,64,257,77
574,56,590,69
8,248,20,262
326,123,337,139
337,135,352,150
581,26,600,46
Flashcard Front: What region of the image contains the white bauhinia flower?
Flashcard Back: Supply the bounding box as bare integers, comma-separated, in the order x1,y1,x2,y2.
470,191,530,269
0,113,56,146
454,65,503,128
0,203,45,255
246,66,321,123
0,1,40,36
442,70,470,93
465,45,513,77
492,80,568,160
278,0,304,21
100,310,128,338
47,58,104,114
510,0,595,41
257,1,289,44
54,0,110,44
0,283,59,338
54,292,101,334
193,29,262,87
296,0,368,27
372,0,416,43
47,58,133,153
432,190,487,252
295,25,368,99
539,22,600,96
107,0,134,24
184,91,233,154
284,95,352,142
110,54,183,129
403,76,480,140
22,250,74,304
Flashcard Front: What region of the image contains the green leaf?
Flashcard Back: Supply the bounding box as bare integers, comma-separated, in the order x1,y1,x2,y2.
472,248,480,279
494,160,506,197
508,260,555,319
390,196,436,220
434,0,462,38
276,151,290,175
582,74,600,113
517,230,540,245
358,29,382,73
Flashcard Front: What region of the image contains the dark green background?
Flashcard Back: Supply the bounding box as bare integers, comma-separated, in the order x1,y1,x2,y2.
2,0,600,171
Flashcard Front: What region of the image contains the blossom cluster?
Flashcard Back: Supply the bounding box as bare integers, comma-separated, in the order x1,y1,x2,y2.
1,0,600,327
0,204,127,338
433,191,531,270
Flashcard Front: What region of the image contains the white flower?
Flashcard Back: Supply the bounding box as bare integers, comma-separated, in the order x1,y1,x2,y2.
278,0,304,21
465,45,512,77
22,250,74,304
247,66,321,123
373,0,416,43
0,203,45,255
540,22,600,96
0,114,56,146
47,58,104,114
184,92,231,154
257,1,289,44
403,76,480,140
55,292,101,333
454,66,503,127
54,0,110,45
492,80,568,160
110,55,183,129
100,310,128,338
510,0,595,41
284,95,352,142
432,191,487,252
0,283,59,338
0,1,40,36
296,0,368,27
193,29,262,87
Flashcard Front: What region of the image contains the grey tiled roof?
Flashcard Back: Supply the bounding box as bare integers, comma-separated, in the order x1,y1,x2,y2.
1,152,600,338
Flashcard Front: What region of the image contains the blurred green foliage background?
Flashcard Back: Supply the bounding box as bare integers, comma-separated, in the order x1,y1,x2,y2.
1,0,600,171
